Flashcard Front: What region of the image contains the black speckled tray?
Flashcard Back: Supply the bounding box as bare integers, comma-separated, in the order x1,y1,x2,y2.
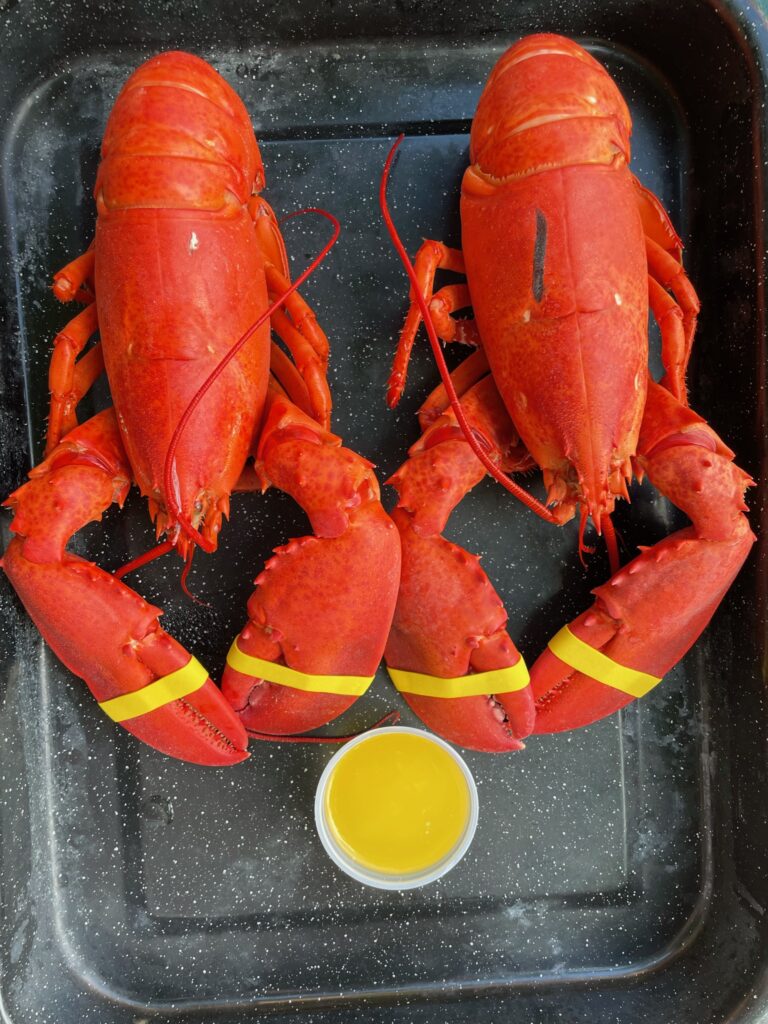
0,1,766,1021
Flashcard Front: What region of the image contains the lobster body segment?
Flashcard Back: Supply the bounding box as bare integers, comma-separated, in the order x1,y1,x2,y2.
381,34,754,751
94,52,272,548
96,209,271,545
96,51,263,213
467,36,631,181
462,163,648,523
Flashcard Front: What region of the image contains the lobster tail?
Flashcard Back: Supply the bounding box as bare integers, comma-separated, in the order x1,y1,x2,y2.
469,34,632,180
97,51,263,213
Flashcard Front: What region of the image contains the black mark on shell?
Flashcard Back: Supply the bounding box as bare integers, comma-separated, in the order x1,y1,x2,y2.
532,209,547,303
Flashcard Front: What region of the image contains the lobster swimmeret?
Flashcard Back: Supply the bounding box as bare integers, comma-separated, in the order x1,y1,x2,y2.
381,34,754,752
3,52,400,765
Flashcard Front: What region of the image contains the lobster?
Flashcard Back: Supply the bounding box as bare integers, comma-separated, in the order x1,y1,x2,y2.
380,34,755,753
2,51,400,765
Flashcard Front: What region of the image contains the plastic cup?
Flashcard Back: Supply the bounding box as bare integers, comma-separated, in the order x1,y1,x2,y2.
314,726,479,890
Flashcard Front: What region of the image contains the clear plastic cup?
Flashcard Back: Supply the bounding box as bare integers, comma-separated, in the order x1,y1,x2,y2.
314,726,479,890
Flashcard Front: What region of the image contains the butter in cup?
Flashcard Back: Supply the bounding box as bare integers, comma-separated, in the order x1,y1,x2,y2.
314,726,478,890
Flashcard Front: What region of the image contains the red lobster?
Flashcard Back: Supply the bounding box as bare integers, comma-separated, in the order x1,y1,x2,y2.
381,34,754,752
3,52,400,765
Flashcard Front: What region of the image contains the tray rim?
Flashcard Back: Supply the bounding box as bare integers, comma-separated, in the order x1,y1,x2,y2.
0,0,766,1018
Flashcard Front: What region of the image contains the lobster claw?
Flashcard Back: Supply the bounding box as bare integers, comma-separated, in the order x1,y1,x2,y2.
380,376,537,753
2,410,249,766
532,382,755,733
384,508,535,753
4,539,249,765
223,633,375,737
387,659,534,753
221,394,401,738
531,517,754,734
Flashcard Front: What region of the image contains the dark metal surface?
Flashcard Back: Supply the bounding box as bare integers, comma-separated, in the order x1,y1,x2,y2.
0,1,766,1021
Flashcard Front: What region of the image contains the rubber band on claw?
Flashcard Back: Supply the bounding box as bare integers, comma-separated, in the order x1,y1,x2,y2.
387,660,530,699
547,626,662,698
226,640,374,697
98,656,209,722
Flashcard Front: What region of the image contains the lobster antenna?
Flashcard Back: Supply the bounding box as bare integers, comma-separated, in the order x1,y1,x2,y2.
179,546,210,607
246,709,401,744
379,135,558,525
115,540,174,580
601,513,621,575
163,207,341,553
577,506,595,569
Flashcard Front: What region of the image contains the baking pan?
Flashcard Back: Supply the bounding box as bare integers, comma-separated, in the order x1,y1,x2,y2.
0,0,766,1021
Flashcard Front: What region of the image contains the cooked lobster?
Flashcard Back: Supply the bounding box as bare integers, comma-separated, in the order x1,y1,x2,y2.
2,51,400,765
381,34,754,752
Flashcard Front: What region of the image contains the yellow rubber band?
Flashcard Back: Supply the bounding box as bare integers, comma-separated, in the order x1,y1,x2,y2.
387,659,530,699
98,656,209,723
547,625,662,698
226,639,374,697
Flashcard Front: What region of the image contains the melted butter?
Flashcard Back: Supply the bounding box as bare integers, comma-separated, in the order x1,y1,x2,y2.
324,732,471,875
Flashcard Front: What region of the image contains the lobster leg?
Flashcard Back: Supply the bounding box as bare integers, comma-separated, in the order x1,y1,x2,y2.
268,342,314,418
269,306,331,427
647,237,700,400
45,244,104,451
248,196,290,277
633,179,700,402
2,409,249,765
418,348,491,427
46,304,101,453
53,343,106,445
384,372,537,752
52,244,95,304
249,195,332,427
388,239,466,405
530,379,755,733
426,283,480,346
632,176,683,260
221,393,401,736
248,195,330,366
649,276,689,406
265,263,329,368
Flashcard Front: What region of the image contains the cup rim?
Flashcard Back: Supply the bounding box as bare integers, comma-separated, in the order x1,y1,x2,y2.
314,725,479,890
